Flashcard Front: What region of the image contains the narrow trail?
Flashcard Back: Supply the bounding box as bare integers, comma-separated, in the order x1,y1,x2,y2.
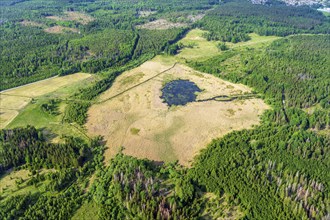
197,93,258,103
96,62,178,104
281,85,289,123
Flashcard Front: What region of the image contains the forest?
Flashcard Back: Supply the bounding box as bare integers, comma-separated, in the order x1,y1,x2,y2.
196,0,330,42
0,0,207,90
1,0,329,219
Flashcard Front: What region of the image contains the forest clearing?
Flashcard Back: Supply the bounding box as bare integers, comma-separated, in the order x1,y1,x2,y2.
46,11,94,25
0,73,91,129
86,55,269,165
86,29,279,165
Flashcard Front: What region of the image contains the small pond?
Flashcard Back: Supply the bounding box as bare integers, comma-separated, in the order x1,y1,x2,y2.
160,79,201,106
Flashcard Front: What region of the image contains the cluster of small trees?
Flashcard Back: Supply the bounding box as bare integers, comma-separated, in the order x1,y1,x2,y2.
90,153,206,219
0,126,89,173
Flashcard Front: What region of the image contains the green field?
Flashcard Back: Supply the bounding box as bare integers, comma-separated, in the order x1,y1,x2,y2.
3,73,94,140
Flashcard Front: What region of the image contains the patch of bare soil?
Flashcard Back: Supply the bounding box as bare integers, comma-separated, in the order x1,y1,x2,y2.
138,10,157,18
187,14,205,22
44,25,79,34
136,19,187,30
20,20,44,27
46,11,94,25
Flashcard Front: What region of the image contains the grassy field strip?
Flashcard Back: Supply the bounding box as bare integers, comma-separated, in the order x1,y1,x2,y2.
0,73,91,129
229,33,281,48
1,73,91,97
0,76,58,93
176,29,281,62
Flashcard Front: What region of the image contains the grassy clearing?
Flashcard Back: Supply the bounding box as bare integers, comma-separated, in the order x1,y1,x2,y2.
20,20,45,27
2,73,91,97
86,29,276,166
0,73,91,129
7,100,85,142
1,73,92,141
46,11,94,25
176,29,220,61
176,29,280,62
136,19,187,30
72,201,99,220
0,169,53,200
201,193,244,219
44,25,79,34
137,10,157,18
320,11,330,17
228,33,281,49
86,56,269,166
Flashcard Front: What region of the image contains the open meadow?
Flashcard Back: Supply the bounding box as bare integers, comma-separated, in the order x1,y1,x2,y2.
0,73,91,130
87,55,269,166
176,29,280,62
86,29,279,166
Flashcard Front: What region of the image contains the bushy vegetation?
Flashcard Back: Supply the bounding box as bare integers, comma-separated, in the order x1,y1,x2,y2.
91,153,207,219
0,126,89,173
0,131,105,220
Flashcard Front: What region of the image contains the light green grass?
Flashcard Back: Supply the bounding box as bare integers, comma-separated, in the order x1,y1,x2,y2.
7,99,87,142
0,169,53,200
321,11,330,17
228,33,281,49
175,29,280,63
7,76,96,142
72,201,99,220
201,193,244,219
176,29,221,61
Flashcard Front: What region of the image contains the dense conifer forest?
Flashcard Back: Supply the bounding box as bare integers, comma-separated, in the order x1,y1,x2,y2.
0,0,329,219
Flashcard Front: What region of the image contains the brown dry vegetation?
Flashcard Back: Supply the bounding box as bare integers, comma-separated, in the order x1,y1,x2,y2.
86,57,269,166
44,25,79,34
20,20,44,27
136,19,187,30
46,11,94,25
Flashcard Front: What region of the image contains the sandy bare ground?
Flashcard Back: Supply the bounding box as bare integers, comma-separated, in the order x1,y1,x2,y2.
187,14,205,22
44,25,79,34
46,11,94,25
86,57,269,166
0,73,91,129
20,20,44,27
136,19,187,30
138,10,157,18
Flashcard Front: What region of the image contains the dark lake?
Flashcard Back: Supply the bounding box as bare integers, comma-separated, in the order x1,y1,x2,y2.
160,79,201,106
